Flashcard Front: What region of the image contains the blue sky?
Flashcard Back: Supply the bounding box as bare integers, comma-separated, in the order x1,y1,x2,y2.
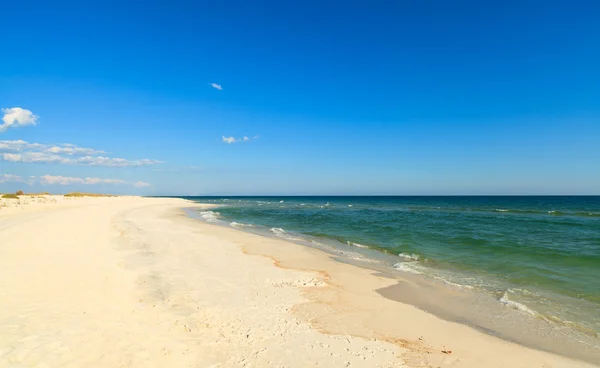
1,1,599,195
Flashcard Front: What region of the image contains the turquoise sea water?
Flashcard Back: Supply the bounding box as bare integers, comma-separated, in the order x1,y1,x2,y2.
184,196,600,348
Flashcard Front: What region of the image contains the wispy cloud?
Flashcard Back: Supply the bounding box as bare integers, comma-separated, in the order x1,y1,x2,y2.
72,156,162,167
0,140,105,156
210,83,223,91
0,174,25,184
46,144,104,155
222,135,257,144
39,175,150,187
40,175,124,185
133,181,151,188
0,108,39,132
1,173,150,187
0,140,161,167
0,140,44,151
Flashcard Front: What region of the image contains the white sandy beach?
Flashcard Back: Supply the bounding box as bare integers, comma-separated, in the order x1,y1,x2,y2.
0,196,595,367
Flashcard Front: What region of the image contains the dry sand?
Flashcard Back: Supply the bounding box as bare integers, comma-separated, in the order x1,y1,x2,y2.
0,196,595,367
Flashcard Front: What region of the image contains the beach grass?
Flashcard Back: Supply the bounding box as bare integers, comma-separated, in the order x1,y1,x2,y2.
64,192,116,197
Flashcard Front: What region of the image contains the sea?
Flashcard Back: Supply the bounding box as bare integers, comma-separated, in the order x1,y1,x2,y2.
181,196,600,362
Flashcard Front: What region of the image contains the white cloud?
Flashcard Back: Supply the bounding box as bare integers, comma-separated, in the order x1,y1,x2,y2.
39,175,149,187
73,156,162,167
40,175,87,185
0,108,39,132
46,145,104,155
1,174,149,187
133,181,151,188
222,135,256,144
2,153,23,162
0,140,104,155
0,174,24,183
0,140,44,151
0,140,161,167
210,83,223,91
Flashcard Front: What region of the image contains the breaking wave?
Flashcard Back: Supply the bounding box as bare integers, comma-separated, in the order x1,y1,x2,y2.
347,241,369,249
198,210,220,222
499,291,537,316
398,252,420,261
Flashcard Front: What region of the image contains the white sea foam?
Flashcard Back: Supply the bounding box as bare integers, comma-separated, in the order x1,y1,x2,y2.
393,262,423,274
398,252,420,261
270,227,286,235
496,209,509,212
231,222,253,229
394,260,476,289
269,227,302,241
347,241,369,249
280,200,284,203
325,202,331,206
198,210,220,222
499,291,537,316
348,204,353,207
508,288,540,297
337,250,378,263
429,274,475,289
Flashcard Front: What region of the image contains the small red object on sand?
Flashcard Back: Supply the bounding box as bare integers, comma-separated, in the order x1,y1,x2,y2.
442,350,452,354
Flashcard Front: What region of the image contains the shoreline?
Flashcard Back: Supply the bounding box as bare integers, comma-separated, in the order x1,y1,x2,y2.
0,196,595,367
184,203,600,366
